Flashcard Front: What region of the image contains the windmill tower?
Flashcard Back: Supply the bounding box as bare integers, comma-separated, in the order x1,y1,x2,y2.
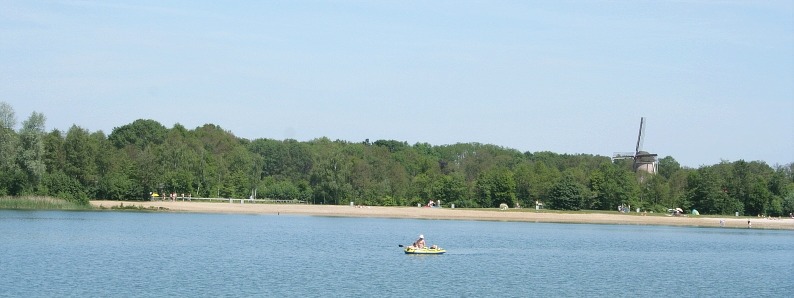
613,117,658,174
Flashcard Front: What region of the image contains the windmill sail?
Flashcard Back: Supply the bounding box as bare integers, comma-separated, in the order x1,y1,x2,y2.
635,117,646,155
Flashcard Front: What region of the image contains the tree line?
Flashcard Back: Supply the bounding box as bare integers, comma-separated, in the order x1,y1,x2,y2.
1,102,792,216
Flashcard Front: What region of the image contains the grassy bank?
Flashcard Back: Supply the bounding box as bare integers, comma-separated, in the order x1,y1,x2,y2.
95,202,169,211
0,196,92,210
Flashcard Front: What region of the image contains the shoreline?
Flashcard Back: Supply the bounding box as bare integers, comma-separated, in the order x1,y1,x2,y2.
89,200,794,230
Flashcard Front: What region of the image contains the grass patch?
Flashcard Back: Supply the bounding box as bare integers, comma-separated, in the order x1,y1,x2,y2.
97,202,169,211
0,196,92,210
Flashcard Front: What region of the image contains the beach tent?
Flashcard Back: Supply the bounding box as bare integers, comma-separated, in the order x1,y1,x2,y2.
691,209,700,215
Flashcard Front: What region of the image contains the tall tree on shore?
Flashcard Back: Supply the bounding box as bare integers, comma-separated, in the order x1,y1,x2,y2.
524,161,560,205
18,112,47,193
548,174,586,210
309,139,353,205
63,125,99,196
433,173,468,206
0,102,14,130
475,167,516,208
0,102,20,195
590,163,638,210
108,119,167,150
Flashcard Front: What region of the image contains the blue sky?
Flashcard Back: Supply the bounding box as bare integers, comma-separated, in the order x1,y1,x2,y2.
2,1,792,168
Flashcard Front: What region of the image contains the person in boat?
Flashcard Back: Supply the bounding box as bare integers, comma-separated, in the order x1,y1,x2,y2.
412,234,426,249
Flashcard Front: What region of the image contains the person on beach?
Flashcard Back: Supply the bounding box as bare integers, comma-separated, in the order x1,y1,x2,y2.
412,234,426,249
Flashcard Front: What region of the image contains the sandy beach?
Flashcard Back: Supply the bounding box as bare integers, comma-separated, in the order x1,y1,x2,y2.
90,200,794,230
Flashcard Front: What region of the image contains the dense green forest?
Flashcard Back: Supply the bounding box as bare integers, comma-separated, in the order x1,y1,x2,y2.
2,102,793,216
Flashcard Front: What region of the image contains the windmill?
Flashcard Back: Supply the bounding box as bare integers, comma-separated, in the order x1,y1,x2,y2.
613,117,658,174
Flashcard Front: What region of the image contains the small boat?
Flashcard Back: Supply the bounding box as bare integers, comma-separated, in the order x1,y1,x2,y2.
404,246,446,255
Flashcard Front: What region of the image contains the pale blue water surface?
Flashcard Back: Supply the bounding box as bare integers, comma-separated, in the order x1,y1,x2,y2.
1,210,792,297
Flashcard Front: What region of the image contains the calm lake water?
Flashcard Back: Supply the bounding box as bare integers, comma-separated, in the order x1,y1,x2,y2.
1,210,792,297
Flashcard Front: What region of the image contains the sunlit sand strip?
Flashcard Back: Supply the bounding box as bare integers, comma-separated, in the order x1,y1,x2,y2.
90,200,794,230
